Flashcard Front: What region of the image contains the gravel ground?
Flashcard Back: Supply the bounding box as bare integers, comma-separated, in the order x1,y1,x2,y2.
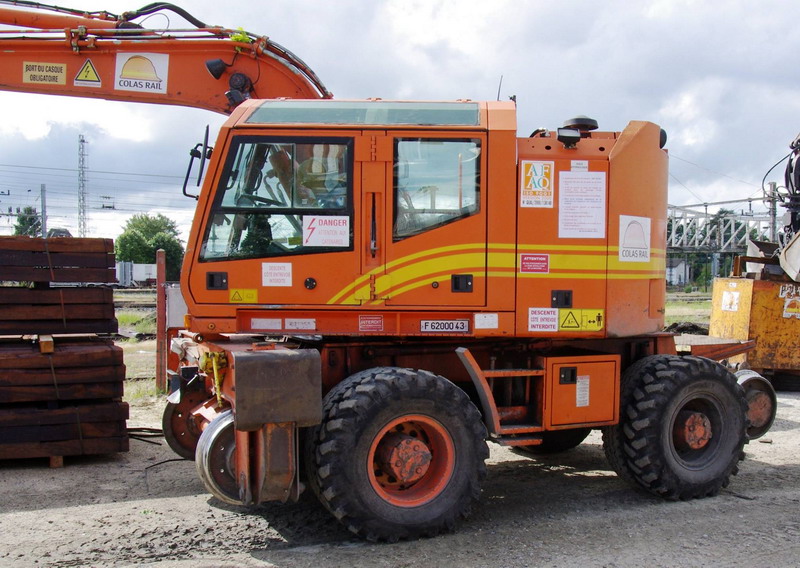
1,392,799,568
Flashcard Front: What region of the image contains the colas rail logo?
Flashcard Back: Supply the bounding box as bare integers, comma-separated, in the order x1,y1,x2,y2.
115,54,168,94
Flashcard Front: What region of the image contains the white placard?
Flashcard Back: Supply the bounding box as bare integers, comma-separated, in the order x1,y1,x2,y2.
558,171,606,238
618,215,651,262
520,160,555,208
576,376,590,407
251,318,282,330
474,313,499,330
721,291,740,312
285,318,316,330
528,308,559,332
262,262,292,287
571,160,589,172
115,53,168,93
303,216,350,247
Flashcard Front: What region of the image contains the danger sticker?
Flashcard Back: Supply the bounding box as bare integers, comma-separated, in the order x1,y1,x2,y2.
520,161,554,208
528,308,559,332
520,253,550,274
303,215,350,247
262,262,292,287
23,62,66,85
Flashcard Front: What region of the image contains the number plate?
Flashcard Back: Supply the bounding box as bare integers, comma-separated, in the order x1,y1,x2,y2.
420,320,470,333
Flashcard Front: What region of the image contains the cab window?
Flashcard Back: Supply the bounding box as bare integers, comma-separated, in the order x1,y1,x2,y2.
200,137,352,261
393,139,480,240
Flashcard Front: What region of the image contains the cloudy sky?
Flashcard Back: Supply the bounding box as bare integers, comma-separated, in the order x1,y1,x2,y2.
1,0,798,240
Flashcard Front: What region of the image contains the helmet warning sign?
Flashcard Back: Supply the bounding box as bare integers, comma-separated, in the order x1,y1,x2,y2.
75,59,101,88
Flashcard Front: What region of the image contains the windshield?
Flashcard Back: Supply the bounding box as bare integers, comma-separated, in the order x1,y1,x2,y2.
200,137,352,261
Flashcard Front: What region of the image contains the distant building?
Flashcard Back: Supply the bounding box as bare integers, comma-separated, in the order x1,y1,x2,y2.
666,257,691,286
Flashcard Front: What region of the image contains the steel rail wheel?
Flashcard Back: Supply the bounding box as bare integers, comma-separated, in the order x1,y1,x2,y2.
605,355,747,500
162,390,208,460
308,367,488,542
195,409,241,505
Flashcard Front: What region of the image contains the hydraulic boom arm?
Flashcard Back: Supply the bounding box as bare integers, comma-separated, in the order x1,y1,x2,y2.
0,1,331,114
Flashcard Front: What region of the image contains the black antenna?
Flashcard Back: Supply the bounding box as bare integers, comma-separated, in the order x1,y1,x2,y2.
496,75,503,101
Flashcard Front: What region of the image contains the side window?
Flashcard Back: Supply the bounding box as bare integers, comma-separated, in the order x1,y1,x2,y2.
200,138,352,261
393,139,480,240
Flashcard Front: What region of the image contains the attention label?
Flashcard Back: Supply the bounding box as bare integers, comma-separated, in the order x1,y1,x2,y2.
520,253,550,274
528,308,559,332
23,62,66,85
359,315,384,332
262,262,292,287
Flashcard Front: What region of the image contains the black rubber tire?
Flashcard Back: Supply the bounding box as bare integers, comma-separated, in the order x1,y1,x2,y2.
514,428,591,455
602,356,662,484
307,367,488,542
604,355,747,500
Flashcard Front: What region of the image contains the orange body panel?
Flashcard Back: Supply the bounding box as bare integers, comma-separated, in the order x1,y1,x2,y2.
181,100,668,342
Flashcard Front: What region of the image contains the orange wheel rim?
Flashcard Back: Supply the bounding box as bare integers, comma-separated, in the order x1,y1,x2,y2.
368,414,455,507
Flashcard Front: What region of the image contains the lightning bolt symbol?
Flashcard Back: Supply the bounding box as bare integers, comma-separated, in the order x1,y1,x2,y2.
305,218,317,244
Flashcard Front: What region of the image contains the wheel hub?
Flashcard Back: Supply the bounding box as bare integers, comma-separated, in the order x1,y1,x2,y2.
375,433,432,485
674,410,712,451
745,390,773,429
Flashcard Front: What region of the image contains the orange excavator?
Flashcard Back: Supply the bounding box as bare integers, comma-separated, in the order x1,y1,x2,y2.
0,1,778,543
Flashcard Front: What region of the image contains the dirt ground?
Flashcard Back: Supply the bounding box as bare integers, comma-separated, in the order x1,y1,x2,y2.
1,388,799,568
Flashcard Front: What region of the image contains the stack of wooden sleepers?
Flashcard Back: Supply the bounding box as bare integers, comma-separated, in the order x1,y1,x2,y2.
0,236,128,465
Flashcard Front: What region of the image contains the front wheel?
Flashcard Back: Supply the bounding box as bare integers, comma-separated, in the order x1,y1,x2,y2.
604,355,747,500
308,368,488,542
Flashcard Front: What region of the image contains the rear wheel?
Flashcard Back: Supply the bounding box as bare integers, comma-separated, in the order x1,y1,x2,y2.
308,368,488,542
604,355,747,499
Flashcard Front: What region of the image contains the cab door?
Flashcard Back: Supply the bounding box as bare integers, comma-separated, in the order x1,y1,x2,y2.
381,132,488,307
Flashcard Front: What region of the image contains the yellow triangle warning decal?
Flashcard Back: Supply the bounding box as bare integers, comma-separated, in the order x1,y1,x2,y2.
231,291,243,302
560,311,581,329
74,60,101,87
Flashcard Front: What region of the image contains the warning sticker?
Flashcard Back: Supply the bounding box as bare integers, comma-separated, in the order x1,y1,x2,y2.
558,309,605,331
520,253,549,274
528,308,559,332
23,62,66,85
303,216,350,247
229,289,258,303
115,53,168,94
262,262,292,287
74,59,101,88
619,215,651,262
520,161,554,208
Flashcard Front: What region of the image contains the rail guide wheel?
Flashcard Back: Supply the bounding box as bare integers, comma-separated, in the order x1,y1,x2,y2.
195,409,241,505
162,389,208,460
